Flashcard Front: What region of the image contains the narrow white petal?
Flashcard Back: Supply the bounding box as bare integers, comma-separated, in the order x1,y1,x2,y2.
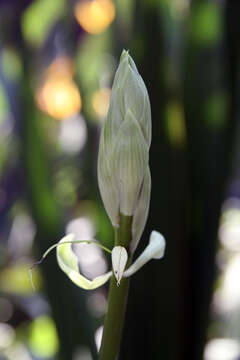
123,231,165,278
56,234,112,290
111,246,128,286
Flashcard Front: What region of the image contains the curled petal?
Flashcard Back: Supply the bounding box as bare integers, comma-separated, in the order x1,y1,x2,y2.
56,234,112,290
123,231,166,278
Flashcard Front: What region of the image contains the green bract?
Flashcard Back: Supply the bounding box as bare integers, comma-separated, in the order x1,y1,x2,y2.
98,50,151,253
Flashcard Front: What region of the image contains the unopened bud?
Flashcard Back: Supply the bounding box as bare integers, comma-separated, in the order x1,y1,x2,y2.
98,50,152,246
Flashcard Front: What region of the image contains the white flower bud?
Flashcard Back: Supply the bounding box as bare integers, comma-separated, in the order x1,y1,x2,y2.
98,50,152,241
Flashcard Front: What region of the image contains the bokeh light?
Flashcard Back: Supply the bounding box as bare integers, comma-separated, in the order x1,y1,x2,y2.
73,346,93,360
218,198,240,252
204,338,240,360
0,262,42,294
8,213,36,257
3,343,32,360
66,217,108,279
36,57,82,120
87,292,107,317
189,2,222,45
214,254,240,313
21,0,66,46
92,87,111,119
58,114,87,154
28,315,59,358
0,323,15,349
37,78,81,120
165,101,186,148
74,0,115,34
95,326,103,351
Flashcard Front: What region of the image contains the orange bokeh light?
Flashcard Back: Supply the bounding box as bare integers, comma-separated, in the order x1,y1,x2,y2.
74,0,115,35
92,87,111,118
46,57,75,79
36,57,82,120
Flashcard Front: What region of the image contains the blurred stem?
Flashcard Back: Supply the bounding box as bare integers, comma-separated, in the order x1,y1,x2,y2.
99,214,132,360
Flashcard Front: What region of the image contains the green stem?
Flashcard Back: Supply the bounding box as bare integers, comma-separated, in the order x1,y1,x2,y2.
99,214,132,360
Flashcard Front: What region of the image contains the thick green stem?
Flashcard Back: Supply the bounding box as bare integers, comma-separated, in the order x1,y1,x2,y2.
99,214,132,360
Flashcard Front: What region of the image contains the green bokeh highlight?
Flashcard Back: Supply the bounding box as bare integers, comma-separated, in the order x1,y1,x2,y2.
205,93,228,130
190,2,222,45
21,0,66,46
165,100,186,148
29,316,59,358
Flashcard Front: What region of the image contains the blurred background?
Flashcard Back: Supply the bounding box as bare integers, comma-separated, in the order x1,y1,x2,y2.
0,0,240,359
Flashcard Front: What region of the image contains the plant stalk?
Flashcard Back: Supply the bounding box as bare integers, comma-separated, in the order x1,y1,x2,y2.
99,214,132,360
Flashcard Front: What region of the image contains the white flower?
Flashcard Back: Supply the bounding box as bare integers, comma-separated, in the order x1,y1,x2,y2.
46,51,166,291
56,231,166,290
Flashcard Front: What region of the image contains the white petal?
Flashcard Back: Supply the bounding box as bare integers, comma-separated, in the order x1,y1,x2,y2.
111,246,128,286
149,231,166,259
123,231,165,278
56,234,112,290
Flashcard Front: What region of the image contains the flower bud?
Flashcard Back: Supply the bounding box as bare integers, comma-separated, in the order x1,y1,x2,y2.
98,50,152,245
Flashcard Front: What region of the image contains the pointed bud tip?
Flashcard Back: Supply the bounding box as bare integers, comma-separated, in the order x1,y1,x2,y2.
120,49,129,61
120,49,139,74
